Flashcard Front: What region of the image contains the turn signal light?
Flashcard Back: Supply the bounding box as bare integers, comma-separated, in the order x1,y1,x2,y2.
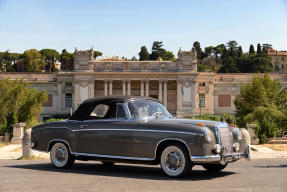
196,123,205,127
229,124,237,127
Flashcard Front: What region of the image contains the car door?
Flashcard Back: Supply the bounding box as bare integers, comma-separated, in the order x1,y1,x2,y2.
75,103,132,157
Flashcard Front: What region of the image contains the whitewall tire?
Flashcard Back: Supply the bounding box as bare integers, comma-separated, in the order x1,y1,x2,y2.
160,144,191,177
50,142,75,169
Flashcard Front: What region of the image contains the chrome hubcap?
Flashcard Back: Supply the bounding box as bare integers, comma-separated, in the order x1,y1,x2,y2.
165,151,183,172
54,147,67,165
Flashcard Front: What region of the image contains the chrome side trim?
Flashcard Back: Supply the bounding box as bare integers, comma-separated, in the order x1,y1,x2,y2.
72,128,132,132
191,155,221,162
72,128,203,136
36,127,73,131
135,129,203,136
47,139,72,153
70,152,154,161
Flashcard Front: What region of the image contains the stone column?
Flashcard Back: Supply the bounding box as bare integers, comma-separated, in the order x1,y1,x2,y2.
163,80,167,107
176,80,183,117
104,80,108,96
158,80,163,102
145,80,149,97
88,80,94,98
140,80,145,96
11,123,26,144
74,80,81,108
109,80,113,95
122,80,126,95
127,80,131,95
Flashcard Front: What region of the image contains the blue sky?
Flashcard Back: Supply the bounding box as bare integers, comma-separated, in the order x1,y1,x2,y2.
0,0,287,58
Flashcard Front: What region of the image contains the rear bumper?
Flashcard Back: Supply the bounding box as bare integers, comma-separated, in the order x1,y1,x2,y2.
191,144,250,163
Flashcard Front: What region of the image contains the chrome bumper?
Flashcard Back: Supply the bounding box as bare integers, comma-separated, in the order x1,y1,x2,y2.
191,144,250,163
27,141,35,148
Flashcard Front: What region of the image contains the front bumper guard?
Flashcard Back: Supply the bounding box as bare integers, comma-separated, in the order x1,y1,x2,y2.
191,144,250,163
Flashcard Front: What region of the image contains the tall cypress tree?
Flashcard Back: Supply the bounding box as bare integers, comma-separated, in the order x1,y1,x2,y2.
138,46,150,60
249,44,255,55
257,43,262,55
238,46,243,57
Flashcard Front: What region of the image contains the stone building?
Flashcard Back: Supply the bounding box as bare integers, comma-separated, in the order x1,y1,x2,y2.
268,49,287,73
1,49,287,119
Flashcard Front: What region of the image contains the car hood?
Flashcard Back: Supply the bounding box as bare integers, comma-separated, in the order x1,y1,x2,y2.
145,118,228,134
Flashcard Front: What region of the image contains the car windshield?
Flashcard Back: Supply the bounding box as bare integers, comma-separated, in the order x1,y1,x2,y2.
127,99,170,119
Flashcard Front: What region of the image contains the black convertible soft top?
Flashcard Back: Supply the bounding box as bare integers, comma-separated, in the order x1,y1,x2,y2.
69,95,158,121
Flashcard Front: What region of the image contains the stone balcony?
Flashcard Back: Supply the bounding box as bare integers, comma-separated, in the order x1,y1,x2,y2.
91,60,196,72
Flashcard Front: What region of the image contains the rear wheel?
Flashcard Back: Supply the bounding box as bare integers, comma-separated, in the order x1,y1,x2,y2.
160,144,192,177
50,142,75,169
202,163,227,173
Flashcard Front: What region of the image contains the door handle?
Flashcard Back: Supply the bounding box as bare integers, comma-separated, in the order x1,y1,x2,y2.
80,125,88,128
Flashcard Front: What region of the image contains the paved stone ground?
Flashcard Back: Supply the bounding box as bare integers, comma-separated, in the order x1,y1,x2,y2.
250,145,287,159
0,159,286,192
0,144,22,159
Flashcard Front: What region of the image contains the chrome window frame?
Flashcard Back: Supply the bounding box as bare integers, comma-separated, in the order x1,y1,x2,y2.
124,99,171,120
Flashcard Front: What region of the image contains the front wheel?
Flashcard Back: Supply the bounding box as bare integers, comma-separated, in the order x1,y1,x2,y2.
160,144,192,177
50,142,75,169
202,163,227,173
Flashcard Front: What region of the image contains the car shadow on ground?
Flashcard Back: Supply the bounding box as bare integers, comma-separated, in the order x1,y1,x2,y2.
5,161,235,181
254,164,287,168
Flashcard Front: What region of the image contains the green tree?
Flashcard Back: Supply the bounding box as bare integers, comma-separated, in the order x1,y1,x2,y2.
60,49,74,71
40,49,60,72
226,40,238,58
218,55,237,73
138,46,150,60
192,41,204,60
0,51,21,72
220,114,235,124
262,43,272,53
236,54,252,73
162,51,176,61
249,44,255,55
234,74,287,143
238,46,243,57
0,79,47,135
94,51,102,59
23,49,45,72
252,55,273,72
204,46,214,58
150,41,166,60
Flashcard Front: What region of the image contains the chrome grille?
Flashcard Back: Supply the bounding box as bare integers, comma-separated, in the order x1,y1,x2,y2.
218,127,233,154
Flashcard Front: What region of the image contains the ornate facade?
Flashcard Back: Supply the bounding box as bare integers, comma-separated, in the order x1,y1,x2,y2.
1,49,287,119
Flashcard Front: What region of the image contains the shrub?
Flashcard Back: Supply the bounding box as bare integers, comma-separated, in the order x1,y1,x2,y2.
0,79,47,135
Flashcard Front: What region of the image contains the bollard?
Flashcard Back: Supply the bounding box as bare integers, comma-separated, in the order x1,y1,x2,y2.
22,128,32,157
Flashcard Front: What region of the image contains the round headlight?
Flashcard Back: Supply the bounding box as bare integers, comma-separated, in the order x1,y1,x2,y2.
235,128,242,141
214,144,222,154
204,127,213,143
233,143,240,152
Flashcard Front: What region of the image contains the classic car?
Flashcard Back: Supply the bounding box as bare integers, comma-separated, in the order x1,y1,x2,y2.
28,96,250,177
